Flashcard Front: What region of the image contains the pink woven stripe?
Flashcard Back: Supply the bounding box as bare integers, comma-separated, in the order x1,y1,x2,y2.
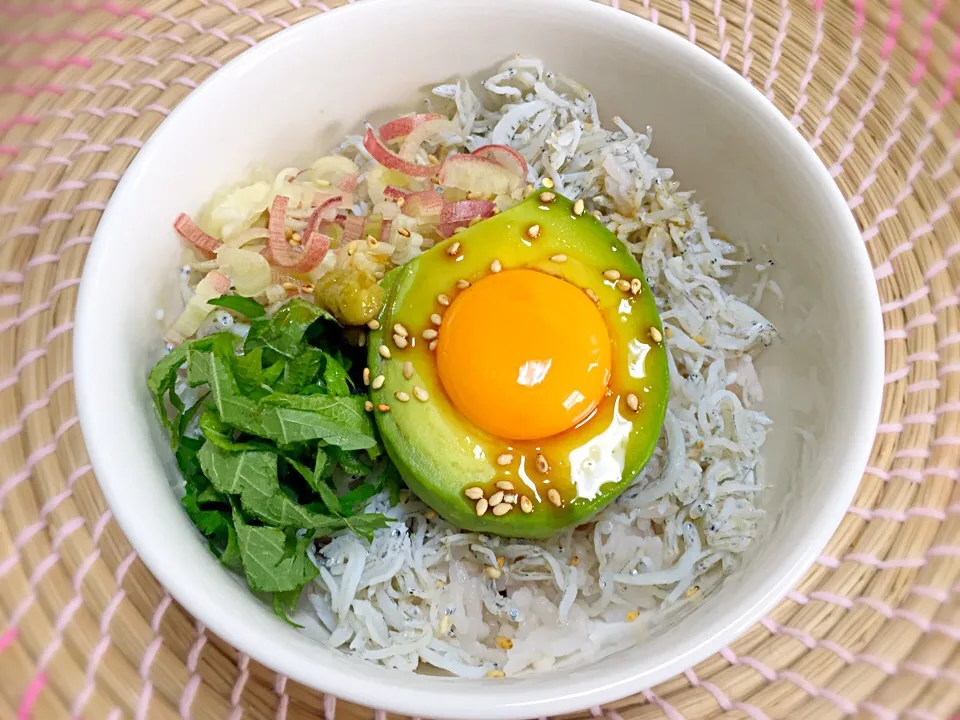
0,28,125,44
0,625,18,653
788,589,960,638
274,674,289,720
0,0,151,19
18,674,46,720
809,33,861,150
683,668,770,718
759,617,960,681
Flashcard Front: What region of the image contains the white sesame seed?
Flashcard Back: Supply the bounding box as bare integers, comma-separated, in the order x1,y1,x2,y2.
357,334,366,347
573,198,585,216
372,375,386,390
616,279,631,292
393,323,409,338
403,361,414,380
456,279,471,289
603,269,621,281
551,254,567,263
395,391,410,402
536,453,549,474
363,368,371,386
397,227,411,237
496,453,513,466
488,491,505,507
520,496,533,513
485,565,501,579
393,334,409,348
428,340,438,351
465,487,484,500
585,288,599,303
539,191,556,203
526,224,541,239
490,259,502,273
364,400,374,412
496,480,515,491
437,294,450,306
447,241,461,256
476,498,489,517
547,488,562,507
626,393,640,412
541,177,555,189
378,345,391,359
422,328,438,340
413,386,429,402
430,313,442,326
492,503,512,516
630,278,642,295
650,326,663,343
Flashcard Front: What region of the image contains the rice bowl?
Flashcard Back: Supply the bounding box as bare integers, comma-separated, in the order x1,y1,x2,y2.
74,0,884,716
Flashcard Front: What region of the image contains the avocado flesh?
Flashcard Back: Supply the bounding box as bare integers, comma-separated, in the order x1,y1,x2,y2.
368,192,668,539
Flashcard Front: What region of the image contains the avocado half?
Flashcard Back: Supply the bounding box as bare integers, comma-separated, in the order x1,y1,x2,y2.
367,192,668,538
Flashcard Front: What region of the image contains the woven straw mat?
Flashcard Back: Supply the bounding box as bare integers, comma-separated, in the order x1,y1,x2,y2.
0,0,958,717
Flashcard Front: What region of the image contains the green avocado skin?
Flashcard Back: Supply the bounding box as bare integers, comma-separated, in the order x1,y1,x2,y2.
368,192,669,539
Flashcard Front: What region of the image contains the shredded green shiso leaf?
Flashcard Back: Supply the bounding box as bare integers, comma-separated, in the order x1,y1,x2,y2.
147,298,401,625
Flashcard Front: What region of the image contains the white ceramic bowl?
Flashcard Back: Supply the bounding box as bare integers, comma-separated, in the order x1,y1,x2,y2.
75,0,884,717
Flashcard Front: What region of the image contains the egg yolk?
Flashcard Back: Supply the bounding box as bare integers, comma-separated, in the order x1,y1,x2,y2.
436,268,612,441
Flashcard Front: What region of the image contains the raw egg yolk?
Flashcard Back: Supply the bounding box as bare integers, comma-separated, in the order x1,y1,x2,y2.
436,268,612,441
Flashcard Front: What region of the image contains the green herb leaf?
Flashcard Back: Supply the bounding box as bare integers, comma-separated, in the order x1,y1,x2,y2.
198,441,279,505
250,490,348,531
322,353,352,396
329,448,374,477
172,396,207,451
273,588,305,628
276,346,325,394
343,513,391,543
380,462,405,506
260,393,376,450
208,295,267,319
188,351,267,437
221,522,243,570
244,299,336,358
286,452,343,517
148,343,189,428
198,410,273,454
232,512,320,592
311,448,333,492
232,347,266,396
339,483,380,516
175,435,207,481
263,361,286,387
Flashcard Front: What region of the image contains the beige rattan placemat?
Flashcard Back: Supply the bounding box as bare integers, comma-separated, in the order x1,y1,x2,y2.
1,0,958,717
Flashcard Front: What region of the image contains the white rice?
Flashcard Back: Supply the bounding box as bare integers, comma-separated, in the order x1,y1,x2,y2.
294,59,780,676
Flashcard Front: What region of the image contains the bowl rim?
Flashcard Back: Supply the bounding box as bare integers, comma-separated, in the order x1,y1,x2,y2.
74,0,885,717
